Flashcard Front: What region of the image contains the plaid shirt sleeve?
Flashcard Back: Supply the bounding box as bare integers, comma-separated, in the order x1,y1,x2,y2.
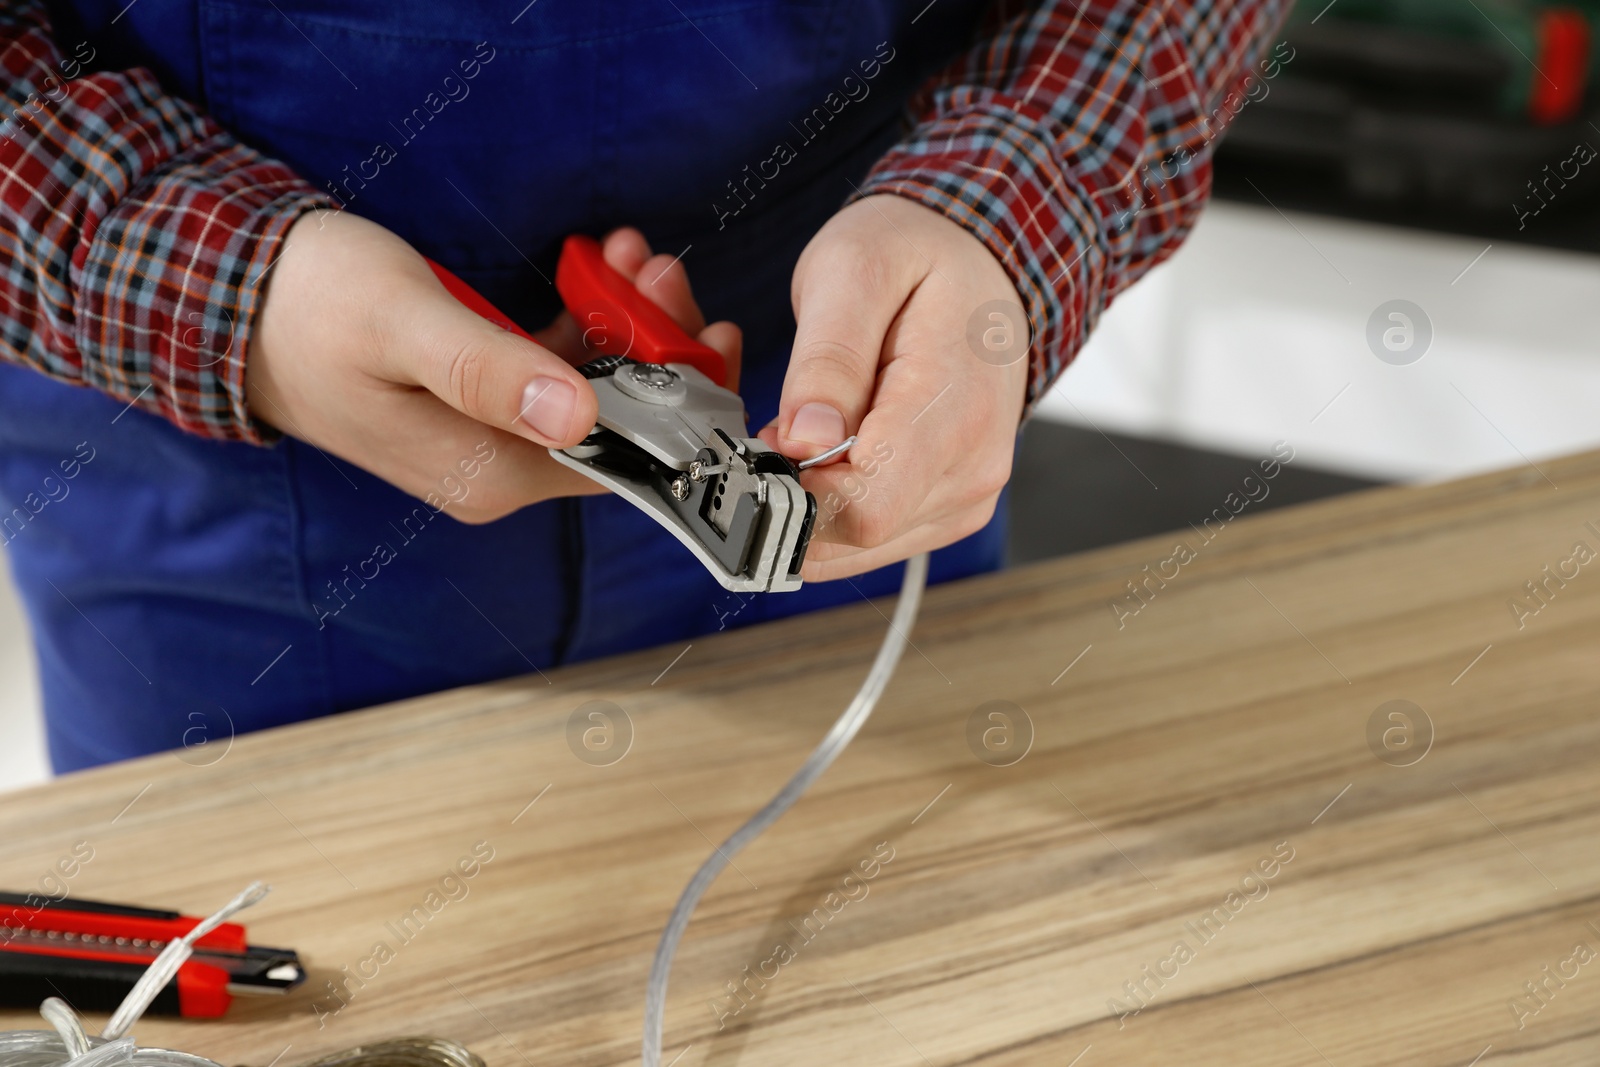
858,0,1291,411
0,1,334,443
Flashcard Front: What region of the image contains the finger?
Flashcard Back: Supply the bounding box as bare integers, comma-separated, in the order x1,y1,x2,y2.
776,236,921,460
810,408,1013,551
635,252,706,335
353,387,607,524
699,320,742,393
796,335,963,549
600,228,733,387
603,228,706,339
601,227,653,278
799,498,999,582
443,431,611,523
389,278,600,450
530,309,586,365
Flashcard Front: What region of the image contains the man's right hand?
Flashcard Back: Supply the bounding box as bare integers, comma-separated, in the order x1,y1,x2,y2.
248,211,740,523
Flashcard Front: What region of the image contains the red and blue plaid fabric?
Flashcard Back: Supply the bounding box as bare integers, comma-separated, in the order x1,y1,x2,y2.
0,0,1284,441
858,0,1289,411
0,1,332,443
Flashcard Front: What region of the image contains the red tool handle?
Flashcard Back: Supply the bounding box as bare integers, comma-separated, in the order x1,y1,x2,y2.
426,260,536,343
425,236,727,386
553,235,726,383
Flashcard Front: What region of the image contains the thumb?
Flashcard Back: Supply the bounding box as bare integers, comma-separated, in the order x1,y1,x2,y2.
777,244,908,460
395,279,599,449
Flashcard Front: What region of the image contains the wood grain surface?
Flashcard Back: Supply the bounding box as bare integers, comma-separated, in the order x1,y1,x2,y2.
4,451,1600,1067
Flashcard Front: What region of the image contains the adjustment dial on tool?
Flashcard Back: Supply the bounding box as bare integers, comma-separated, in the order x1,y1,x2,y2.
613,362,687,405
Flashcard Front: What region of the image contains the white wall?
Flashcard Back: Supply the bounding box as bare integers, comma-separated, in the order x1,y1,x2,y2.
1038,201,1600,482
0,559,45,790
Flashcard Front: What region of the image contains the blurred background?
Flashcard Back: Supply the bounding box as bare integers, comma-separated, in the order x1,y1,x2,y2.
6,0,1600,790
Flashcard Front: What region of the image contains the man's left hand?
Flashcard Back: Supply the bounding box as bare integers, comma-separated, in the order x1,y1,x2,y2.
759,194,1031,581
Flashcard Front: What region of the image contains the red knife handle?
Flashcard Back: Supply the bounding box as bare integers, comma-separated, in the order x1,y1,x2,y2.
1,905,249,953
0,951,231,1018
424,237,727,387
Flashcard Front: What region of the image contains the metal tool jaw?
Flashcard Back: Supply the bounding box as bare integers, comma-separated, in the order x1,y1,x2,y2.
550,356,816,593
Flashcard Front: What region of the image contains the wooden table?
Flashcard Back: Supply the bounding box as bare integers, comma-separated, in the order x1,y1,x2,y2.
5,451,1600,1067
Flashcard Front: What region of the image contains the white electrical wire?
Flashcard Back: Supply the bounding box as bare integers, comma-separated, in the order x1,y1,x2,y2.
103,882,268,1041
641,551,930,1067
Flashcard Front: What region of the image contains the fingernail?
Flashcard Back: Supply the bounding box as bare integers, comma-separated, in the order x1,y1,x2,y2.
520,377,576,442
787,402,846,448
